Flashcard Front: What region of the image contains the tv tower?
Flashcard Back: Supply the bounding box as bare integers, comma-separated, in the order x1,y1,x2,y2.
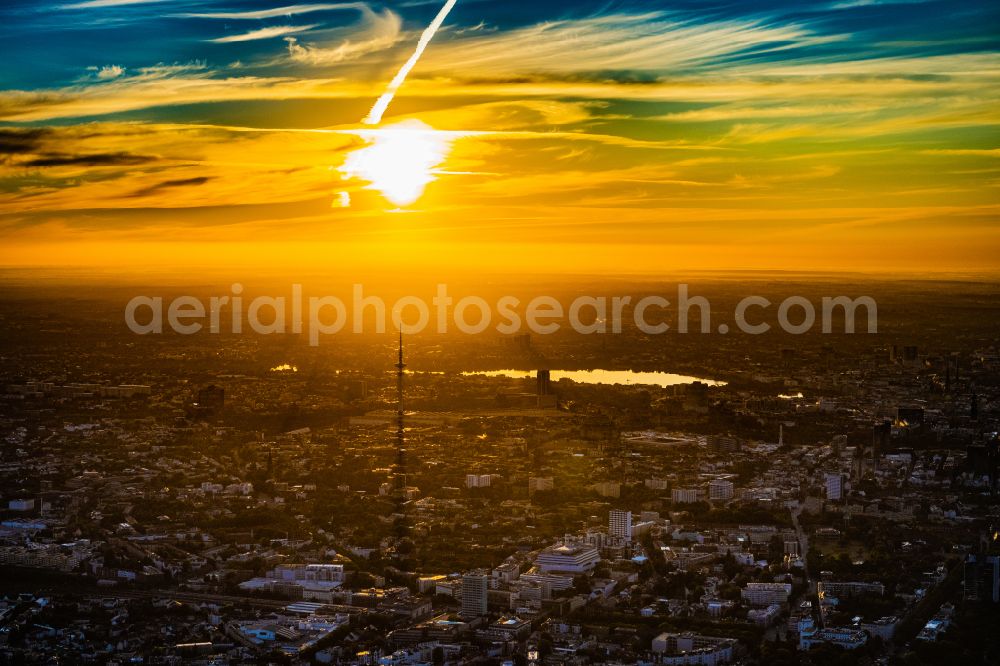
396,330,405,418
393,331,408,538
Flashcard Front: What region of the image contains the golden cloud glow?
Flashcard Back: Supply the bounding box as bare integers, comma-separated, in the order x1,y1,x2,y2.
0,7,996,274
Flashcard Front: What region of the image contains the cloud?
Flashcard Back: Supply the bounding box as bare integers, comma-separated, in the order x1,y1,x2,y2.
0,3,996,274
0,122,362,214
95,65,126,80
0,70,345,122
24,152,156,167
0,116,994,277
829,0,933,8
920,148,1000,156
2,48,995,125
419,11,847,77
60,0,169,8
455,20,494,35
210,24,319,44
128,176,212,198
655,102,885,122
285,7,402,65
175,3,364,20
0,129,52,154
387,99,612,131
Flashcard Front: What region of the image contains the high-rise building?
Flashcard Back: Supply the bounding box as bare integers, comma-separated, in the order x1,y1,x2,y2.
346,379,368,400
609,509,632,542
968,441,999,495
536,369,552,396
742,582,792,607
708,479,734,501
963,554,1000,603
528,477,554,495
645,478,669,490
466,474,494,488
672,488,699,504
870,419,891,475
535,369,557,407
461,573,488,618
708,435,740,454
825,473,843,501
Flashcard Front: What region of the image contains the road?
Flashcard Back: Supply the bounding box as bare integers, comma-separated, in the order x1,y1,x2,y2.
0,567,364,614
790,503,822,628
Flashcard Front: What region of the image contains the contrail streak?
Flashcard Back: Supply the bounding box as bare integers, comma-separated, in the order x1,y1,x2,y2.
362,0,457,125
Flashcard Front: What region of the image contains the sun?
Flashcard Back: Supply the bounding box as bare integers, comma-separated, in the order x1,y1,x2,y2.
340,119,453,207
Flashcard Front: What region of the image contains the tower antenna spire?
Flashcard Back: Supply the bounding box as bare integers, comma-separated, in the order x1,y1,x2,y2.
393,329,408,540
396,330,405,417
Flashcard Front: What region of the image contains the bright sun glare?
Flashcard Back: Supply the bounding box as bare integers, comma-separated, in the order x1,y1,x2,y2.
340,119,453,207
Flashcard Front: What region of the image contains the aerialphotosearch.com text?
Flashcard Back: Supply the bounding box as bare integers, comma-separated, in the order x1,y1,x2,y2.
124,283,878,346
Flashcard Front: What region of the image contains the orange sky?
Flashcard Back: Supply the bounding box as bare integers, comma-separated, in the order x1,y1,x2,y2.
0,1,997,274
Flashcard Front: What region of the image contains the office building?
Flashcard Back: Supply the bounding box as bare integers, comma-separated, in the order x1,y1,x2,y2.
536,369,552,396
652,632,736,665
535,543,600,573
860,616,898,642
825,473,843,501
964,554,1000,603
741,583,792,607
461,573,488,618
798,620,868,651
609,509,632,542
818,580,885,598
708,479,734,501
466,474,495,488
528,477,554,494
708,435,740,454
672,488,699,504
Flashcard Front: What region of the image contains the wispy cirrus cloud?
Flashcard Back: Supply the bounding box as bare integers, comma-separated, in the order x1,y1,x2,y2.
420,11,848,77
0,64,343,122
0,1,996,272
828,0,935,8
3,52,996,125
59,0,169,8
209,24,319,43
175,3,364,20
285,6,403,65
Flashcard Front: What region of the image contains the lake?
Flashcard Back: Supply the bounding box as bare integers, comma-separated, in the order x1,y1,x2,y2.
462,369,725,387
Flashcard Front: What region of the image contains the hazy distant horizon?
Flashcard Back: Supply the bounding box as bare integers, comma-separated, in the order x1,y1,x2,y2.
2,265,1000,288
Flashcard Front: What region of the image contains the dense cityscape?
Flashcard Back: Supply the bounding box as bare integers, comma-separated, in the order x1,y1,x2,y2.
1,0,997,661
0,278,997,665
